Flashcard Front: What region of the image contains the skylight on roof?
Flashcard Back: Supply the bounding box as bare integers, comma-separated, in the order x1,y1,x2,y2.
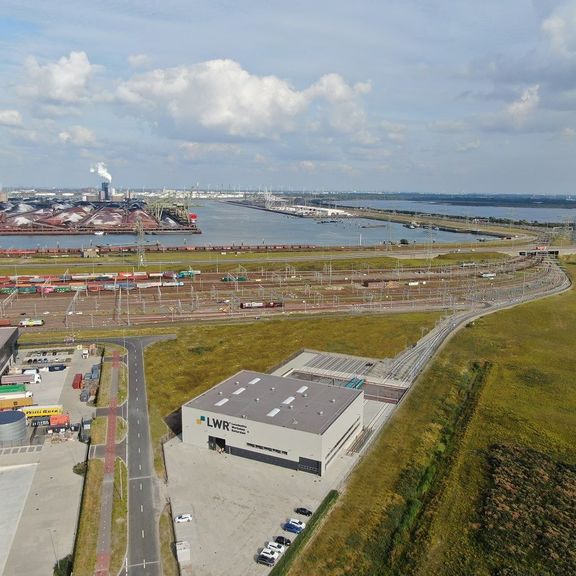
282,396,295,405
248,377,261,385
232,387,246,395
296,386,308,394
267,408,281,417
214,398,229,407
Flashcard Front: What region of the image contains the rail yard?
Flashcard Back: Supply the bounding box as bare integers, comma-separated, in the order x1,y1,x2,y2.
0,252,564,329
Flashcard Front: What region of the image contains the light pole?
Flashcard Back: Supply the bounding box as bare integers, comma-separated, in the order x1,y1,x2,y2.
49,529,59,570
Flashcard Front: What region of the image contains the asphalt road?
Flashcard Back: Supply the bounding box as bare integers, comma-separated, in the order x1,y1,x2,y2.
94,335,173,576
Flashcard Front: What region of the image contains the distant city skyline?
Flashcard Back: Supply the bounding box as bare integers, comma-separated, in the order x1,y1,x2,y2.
1,1,576,194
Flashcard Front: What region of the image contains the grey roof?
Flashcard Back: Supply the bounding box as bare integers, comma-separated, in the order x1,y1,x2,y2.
184,370,362,435
0,327,17,350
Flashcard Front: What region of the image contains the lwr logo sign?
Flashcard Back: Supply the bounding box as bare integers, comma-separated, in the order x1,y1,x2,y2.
196,415,230,431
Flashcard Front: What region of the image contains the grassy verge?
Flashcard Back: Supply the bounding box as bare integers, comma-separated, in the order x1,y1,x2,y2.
159,504,180,576
90,417,106,445
116,417,127,443
72,459,103,576
144,312,440,476
117,364,128,405
270,490,339,575
110,458,128,576
96,361,112,408
287,260,576,575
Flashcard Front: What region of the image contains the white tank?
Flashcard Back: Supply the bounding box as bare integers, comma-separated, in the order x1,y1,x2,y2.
0,410,27,444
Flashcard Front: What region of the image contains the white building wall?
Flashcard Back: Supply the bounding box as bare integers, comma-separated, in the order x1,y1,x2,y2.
182,405,322,464
320,394,364,470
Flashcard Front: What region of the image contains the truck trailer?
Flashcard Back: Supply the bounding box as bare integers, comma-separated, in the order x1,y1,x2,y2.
0,396,33,410
1,373,41,385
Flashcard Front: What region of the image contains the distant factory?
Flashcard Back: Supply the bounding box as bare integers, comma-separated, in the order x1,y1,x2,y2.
0,199,200,236
0,162,200,235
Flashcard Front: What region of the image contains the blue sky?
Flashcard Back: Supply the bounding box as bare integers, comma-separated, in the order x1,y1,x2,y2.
0,0,575,193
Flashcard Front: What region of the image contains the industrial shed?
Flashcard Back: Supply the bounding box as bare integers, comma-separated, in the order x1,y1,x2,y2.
182,370,364,476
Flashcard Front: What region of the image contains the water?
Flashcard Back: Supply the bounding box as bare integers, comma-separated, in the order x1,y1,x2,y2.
0,201,496,249
339,199,576,224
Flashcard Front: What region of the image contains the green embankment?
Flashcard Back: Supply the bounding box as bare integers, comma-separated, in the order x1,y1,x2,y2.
287,259,576,576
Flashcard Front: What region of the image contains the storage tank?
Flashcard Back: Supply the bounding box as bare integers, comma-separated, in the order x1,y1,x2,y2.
0,410,27,445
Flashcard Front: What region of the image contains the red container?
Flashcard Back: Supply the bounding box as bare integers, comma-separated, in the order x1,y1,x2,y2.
50,414,70,427
72,373,83,390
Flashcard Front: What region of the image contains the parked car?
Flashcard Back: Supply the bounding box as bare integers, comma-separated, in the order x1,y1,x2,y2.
295,507,313,516
275,536,291,547
266,541,285,554
174,513,193,523
288,518,306,529
260,548,280,560
256,554,275,566
283,523,303,534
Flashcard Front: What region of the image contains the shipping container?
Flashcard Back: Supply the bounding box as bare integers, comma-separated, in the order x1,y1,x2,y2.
50,414,70,427
0,319,12,327
30,416,51,427
0,396,33,410
72,373,83,389
0,384,26,393
0,391,33,401
19,405,63,418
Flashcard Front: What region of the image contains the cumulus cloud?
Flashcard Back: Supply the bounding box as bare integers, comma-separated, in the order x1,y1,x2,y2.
0,110,23,127
542,3,576,56
58,125,96,146
116,59,370,140
562,126,576,138
19,51,96,105
507,85,540,127
128,54,152,69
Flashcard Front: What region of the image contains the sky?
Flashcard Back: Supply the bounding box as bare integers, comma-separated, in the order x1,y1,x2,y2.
0,0,576,194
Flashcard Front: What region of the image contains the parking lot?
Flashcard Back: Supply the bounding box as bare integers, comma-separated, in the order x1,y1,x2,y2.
0,345,103,575
164,429,364,576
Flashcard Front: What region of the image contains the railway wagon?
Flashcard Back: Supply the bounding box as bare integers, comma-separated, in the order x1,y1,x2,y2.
240,301,284,309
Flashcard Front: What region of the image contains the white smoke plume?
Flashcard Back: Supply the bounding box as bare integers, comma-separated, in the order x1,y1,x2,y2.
90,162,112,183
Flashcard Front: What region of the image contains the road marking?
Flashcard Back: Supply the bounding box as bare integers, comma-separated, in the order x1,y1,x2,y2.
138,432,140,438
141,504,143,512
141,529,145,539
137,419,140,425
138,447,141,454
140,482,142,490
139,464,141,471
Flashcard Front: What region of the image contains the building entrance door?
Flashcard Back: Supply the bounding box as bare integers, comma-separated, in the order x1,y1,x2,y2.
209,436,226,453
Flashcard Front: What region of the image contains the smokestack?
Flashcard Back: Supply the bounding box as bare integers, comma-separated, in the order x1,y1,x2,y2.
101,182,110,201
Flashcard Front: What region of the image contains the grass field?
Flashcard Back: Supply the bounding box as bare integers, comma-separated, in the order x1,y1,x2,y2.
72,459,103,576
144,312,440,474
286,258,576,576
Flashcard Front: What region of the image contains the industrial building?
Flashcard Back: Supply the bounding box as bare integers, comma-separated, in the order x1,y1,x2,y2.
182,370,364,476
0,328,18,375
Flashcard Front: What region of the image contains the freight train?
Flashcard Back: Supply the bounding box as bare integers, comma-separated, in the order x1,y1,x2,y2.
239,301,284,309
0,270,190,295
